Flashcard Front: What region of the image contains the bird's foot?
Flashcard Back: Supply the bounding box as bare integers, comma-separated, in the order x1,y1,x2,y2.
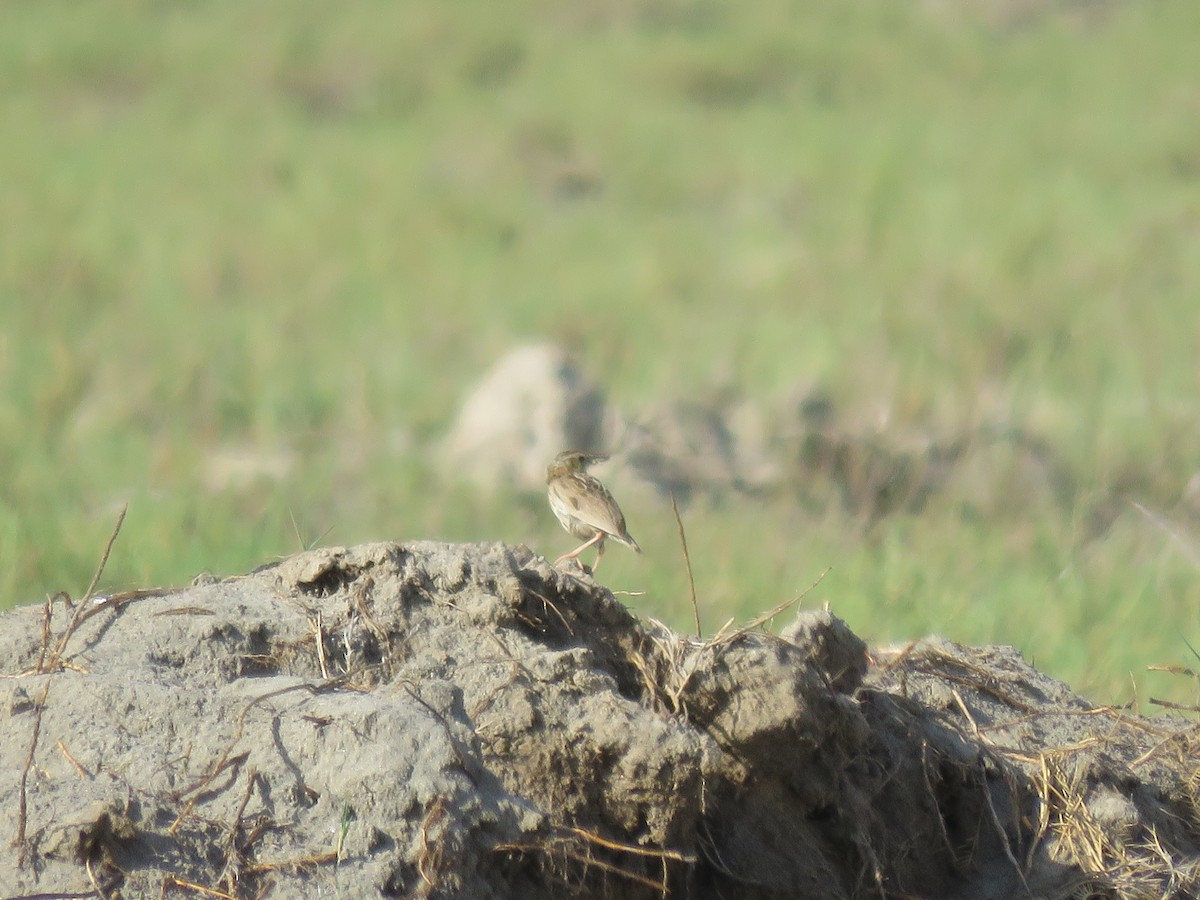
552,554,593,577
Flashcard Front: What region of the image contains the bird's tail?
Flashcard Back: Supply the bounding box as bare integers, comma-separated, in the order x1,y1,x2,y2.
618,532,642,554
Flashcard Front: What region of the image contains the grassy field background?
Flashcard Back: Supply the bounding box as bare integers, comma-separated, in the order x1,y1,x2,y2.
3,0,1199,706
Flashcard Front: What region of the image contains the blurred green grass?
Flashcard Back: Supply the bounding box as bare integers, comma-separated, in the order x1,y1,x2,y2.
2,0,1199,706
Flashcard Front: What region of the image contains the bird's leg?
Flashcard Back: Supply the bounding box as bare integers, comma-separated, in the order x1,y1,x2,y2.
555,530,605,565
591,537,607,573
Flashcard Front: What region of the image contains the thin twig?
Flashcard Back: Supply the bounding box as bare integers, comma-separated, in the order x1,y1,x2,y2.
978,758,1030,895
525,587,574,636
242,851,338,875
85,857,111,900
35,593,55,674
1147,663,1197,678
351,576,388,644
46,505,130,672
710,616,736,642
670,493,701,638
740,567,831,633
83,503,127,603
218,767,260,891
417,798,447,888
919,741,958,862
13,679,52,865
494,840,675,893
1026,754,1053,874
1149,697,1200,713
163,875,240,899
1132,500,1200,568
566,825,693,861
1185,634,1200,667
311,612,330,680
56,739,94,780
16,508,133,872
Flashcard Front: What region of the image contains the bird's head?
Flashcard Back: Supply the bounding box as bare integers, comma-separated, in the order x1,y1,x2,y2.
548,450,608,479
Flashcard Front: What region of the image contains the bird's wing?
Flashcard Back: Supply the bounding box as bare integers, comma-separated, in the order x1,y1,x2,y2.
558,475,627,537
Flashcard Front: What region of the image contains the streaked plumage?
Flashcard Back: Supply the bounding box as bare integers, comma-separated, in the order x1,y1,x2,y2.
547,450,641,572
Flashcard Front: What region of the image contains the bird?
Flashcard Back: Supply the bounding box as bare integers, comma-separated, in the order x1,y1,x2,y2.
546,450,641,573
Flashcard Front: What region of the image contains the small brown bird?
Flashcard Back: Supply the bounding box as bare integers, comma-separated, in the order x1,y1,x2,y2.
547,450,641,573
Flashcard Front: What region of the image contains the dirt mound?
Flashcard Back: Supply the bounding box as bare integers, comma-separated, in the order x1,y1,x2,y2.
2,542,1198,898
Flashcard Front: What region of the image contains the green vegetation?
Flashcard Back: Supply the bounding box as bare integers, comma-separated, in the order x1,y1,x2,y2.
3,0,1199,705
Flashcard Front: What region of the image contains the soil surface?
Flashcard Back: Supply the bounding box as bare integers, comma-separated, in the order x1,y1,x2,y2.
2,542,1198,898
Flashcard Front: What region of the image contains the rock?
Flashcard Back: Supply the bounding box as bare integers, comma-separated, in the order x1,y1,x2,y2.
439,344,607,492
625,392,782,504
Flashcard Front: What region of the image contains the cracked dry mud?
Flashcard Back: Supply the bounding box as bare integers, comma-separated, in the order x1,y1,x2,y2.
2,542,1198,898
